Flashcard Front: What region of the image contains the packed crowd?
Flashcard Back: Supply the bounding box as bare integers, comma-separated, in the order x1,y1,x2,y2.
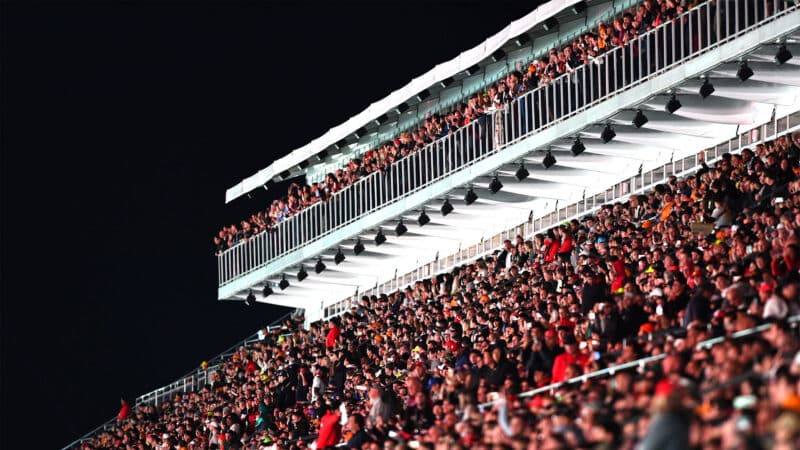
213,0,711,255
85,126,800,450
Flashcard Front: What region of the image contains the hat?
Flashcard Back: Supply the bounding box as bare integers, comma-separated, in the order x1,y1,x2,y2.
654,379,675,397
758,282,774,293
544,329,556,338
649,288,664,298
639,323,654,334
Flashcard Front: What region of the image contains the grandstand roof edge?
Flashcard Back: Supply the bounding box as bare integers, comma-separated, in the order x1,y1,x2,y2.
224,0,584,204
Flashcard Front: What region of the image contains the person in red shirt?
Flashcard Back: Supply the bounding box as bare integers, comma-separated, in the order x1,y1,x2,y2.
326,319,341,349
316,406,342,449
117,398,131,421
551,335,590,383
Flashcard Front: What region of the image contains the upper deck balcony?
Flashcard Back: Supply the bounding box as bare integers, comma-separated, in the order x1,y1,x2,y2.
217,1,800,310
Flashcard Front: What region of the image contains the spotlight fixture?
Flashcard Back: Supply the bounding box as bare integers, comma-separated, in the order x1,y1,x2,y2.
514,33,530,47
245,290,255,306
571,137,586,156
334,247,345,265
601,124,616,143
491,49,506,62
441,199,454,216
315,257,326,274
515,163,530,181
262,283,273,298
297,266,308,282
374,229,386,246
464,187,478,205
394,102,409,114
439,77,454,88
776,45,793,65
571,1,587,14
279,274,290,290
353,238,365,255
415,89,430,102
395,218,408,236
632,109,649,128
736,61,753,82
542,151,557,169
465,64,481,76
665,94,682,114
417,210,431,227
489,176,504,194
699,78,715,99
543,17,559,31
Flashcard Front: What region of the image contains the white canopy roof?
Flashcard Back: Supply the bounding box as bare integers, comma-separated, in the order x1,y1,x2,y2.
225,0,585,203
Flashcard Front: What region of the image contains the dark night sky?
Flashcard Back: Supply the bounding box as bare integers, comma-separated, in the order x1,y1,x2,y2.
2,1,541,447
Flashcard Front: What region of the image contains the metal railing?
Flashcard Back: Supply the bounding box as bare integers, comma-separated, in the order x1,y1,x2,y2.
317,110,800,323
218,0,800,288
477,314,800,410
306,0,644,183
60,311,298,449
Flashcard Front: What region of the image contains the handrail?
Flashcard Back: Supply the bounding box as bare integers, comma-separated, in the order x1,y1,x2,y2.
477,315,800,410
319,111,800,323
60,310,299,450
217,0,800,290
306,0,643,183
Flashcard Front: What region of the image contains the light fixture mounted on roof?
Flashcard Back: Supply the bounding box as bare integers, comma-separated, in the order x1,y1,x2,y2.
571,137,586,156
699,78,715,99
632,109,648,129
279,274,290,290
665,94,682,114
353,238,365,255
543,17,559,31
418,210,431,227
489,175,504,193
395,218,408,237
464,187,478,205
245,290,255,306
571,1,587,14
737,61,754,82
374,229,387,246
601,124,616,143
416,89,430,102
394,103,409,114
297,266,308,282
441,199,454,216
776,45,793,65
515,163,529,182
514,34,530,47
315,257,326,274
334,248,345,265
353,127,368,140
373,114,388,127
491,49,506,62
333,139,348,150
542,151,557,169
440,77,454,89
465,65,481,76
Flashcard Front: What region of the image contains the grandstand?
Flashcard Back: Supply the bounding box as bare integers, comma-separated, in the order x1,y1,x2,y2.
66,1,800,449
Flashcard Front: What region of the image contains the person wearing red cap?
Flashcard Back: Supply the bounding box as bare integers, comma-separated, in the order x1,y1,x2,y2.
638,379,689,450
